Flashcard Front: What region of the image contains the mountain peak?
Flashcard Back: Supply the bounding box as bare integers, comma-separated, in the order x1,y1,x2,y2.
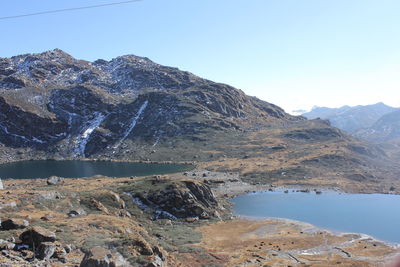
45,48,71,56
93,54,155,66
371,102,393,108
0,49,297,158
114,54,153,63
9,48,74,61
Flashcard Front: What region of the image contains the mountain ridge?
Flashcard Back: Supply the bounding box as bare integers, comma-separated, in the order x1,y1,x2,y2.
0,49,297,158
302,103,398,133
0,49,399,193
355,109,400,142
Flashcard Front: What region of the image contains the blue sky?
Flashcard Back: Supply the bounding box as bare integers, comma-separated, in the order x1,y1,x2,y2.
1,0,400,113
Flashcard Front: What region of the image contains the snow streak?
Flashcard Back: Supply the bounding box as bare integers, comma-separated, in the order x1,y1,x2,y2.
76,112,106,156
114,100,148,149
0,123,46,144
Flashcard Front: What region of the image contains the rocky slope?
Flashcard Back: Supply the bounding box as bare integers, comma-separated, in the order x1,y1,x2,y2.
0,49,399,190
302,103,397,134
0,49,293,160
2,172,399,266
355,109,400,143
0,174,224,266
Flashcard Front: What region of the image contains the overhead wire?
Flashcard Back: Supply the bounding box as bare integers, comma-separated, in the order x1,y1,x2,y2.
0,0,143,20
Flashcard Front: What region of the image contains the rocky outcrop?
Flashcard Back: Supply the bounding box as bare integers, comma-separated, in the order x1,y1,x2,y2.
20,226,56,247
88,198,110,214
0,96,67,148
284,126,345,141
108,191,126,209
133,178,219,219
79,247,129,267
46,176,64,185
1,218,29,230
88,191,127,211
36,242,56,260
0,239,15,250
67,208,87,217
0,226,68,264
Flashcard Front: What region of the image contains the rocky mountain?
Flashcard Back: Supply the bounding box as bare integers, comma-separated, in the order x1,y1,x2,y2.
0,49,399,190
355,109,400,143
302,103,397,133
0,49,293,159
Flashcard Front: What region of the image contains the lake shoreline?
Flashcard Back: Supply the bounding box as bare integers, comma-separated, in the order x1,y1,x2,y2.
206,175,400,265
233,214,400,248
197,217,400,266
1,166,399,266
0,159,195,180
229,186,400,243
212,176,400,200
0,157,196,167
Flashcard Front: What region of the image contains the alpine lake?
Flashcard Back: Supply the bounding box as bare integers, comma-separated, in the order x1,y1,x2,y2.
2,160,399,244
0,160,193,180
232,189,400,243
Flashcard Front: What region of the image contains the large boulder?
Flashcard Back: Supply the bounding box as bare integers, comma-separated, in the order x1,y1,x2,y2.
88,198,110,214
1,218,29,230
19,226,56,247
46,176,64,185
147,255,164,267
108,191,126,209
0,178,3,190
134,179,219,219
79,247,129,267
36,242,56,260
53,244,68,262
68,208,87,217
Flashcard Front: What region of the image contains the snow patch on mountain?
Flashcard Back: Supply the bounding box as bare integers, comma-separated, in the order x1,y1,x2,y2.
114,100,148,149
75,112,106,156
0,123,46,144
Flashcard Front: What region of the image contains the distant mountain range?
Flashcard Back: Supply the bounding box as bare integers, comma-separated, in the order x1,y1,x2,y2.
302,103,400,142
356,109,400,142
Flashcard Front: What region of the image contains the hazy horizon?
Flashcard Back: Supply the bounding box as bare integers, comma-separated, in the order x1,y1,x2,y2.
293,101,399,115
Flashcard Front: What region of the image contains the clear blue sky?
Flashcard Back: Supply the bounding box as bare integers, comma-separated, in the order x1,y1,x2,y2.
1,0,400,113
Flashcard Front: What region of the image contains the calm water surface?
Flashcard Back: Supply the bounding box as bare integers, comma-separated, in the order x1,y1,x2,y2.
232,190,400,243
0,160,193,179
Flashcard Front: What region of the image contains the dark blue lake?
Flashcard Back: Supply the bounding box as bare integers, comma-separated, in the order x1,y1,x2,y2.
0,160,193,179
232,190,400,243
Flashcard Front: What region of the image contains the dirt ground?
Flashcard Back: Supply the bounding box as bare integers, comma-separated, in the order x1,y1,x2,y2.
197,219,400,266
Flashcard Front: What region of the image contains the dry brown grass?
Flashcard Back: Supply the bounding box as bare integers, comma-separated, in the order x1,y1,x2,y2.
197,219,398,266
